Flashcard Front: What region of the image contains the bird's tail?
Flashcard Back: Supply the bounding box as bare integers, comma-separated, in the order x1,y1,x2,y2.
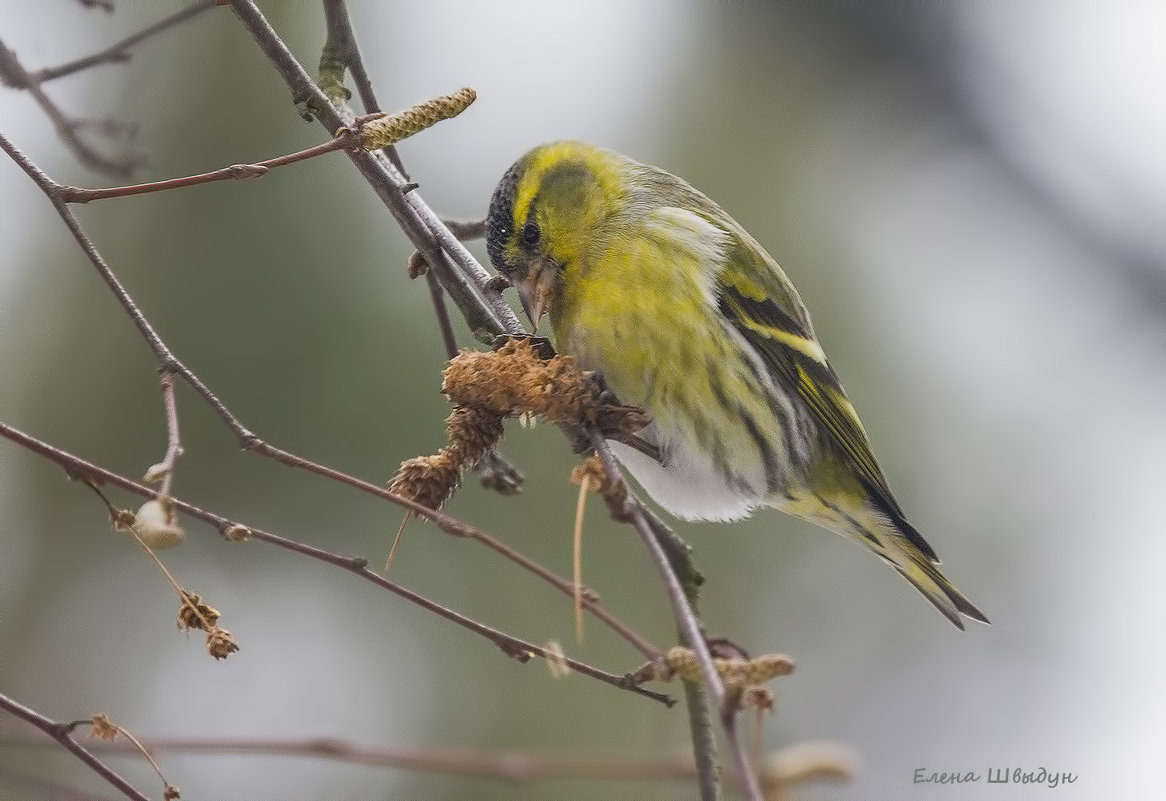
779,491,989,628
885,538,989,630
830,502,989,629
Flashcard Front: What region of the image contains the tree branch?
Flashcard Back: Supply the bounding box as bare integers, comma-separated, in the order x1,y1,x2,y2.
0,732,855,791
229,0,520,341
0,39,143,176
0,694,151,801
31,1,218,84
0,420,672,706
57,129,364,203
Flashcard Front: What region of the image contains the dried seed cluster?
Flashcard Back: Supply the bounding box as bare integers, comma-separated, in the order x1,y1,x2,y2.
442,338,593,423
177,591,238,660
391,339,596,510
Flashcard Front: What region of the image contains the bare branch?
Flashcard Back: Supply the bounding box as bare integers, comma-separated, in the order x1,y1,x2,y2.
0,768,115,801
441,217,487,241
0,39,143,176
0,733,855,790
144,368,183,495
77,0,116,12
0,693,152,801
58,132,360,203
0,419,671,706
590,436,753,800
229,0,520,341
319,0,412,178
32,1,218,84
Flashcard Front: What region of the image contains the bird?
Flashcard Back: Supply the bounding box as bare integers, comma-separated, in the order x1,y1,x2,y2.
484,141,988,629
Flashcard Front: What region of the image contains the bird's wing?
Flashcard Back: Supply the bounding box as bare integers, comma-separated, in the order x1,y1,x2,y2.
714,234,940,562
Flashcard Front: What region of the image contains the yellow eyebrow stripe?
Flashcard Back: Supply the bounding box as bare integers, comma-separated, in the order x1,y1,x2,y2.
513,142,624,226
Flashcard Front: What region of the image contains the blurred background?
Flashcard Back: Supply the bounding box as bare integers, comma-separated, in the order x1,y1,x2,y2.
1,2,1163,799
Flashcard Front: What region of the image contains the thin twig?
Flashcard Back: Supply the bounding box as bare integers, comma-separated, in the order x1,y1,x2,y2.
230,0,520,340
0,733,855,790
683,680,723,801
31,0,218,84
0,39,143,176
321,0,379,112
319,0,409,180
425,268,461,360
153,368,183,496
0,420,669,706
0,130,247,433
441,217,487,241
59,131,362,203
88,715,178,797
0,694,151,801
721,705,763,801
0,768,114,801
235,436,656,659
590,438,723,705
593,435,762,801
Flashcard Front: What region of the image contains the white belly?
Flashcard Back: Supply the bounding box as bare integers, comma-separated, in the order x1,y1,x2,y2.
608,425,763,522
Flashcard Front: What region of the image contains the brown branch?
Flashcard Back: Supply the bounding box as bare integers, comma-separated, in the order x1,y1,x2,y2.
145,368,183,496
86,714,180,799
0,0,216,176
441,217,487,241
229,0,520,340
0,768,114,801
0,419,670,706
58,129,365,203
0,694,151,801
425,267,461,358
233,437,658,660
0,39,143,177
322,0,380,114
320,0,411,179
0,733,854,791
31,1,218,84
592,435,764,801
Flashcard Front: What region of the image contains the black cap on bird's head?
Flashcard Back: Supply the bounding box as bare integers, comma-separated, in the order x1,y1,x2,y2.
485,151,558,329
485,157,523,275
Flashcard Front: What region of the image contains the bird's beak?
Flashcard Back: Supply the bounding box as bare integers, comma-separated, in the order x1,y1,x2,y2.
514,258,558,333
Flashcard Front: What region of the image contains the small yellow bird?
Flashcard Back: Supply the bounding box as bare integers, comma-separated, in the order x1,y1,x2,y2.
485,141,987,629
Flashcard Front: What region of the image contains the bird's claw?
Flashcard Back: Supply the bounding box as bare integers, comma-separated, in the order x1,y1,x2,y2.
492,333,556,359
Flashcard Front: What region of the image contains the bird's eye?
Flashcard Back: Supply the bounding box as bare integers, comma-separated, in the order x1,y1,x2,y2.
521,221,541,246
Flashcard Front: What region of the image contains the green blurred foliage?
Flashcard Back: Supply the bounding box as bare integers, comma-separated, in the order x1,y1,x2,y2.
1,3,1162,801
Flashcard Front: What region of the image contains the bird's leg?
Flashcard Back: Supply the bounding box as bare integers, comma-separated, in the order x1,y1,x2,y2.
584,372,662,464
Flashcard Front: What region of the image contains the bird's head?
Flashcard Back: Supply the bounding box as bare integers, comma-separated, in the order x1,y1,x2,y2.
485,141,626,331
